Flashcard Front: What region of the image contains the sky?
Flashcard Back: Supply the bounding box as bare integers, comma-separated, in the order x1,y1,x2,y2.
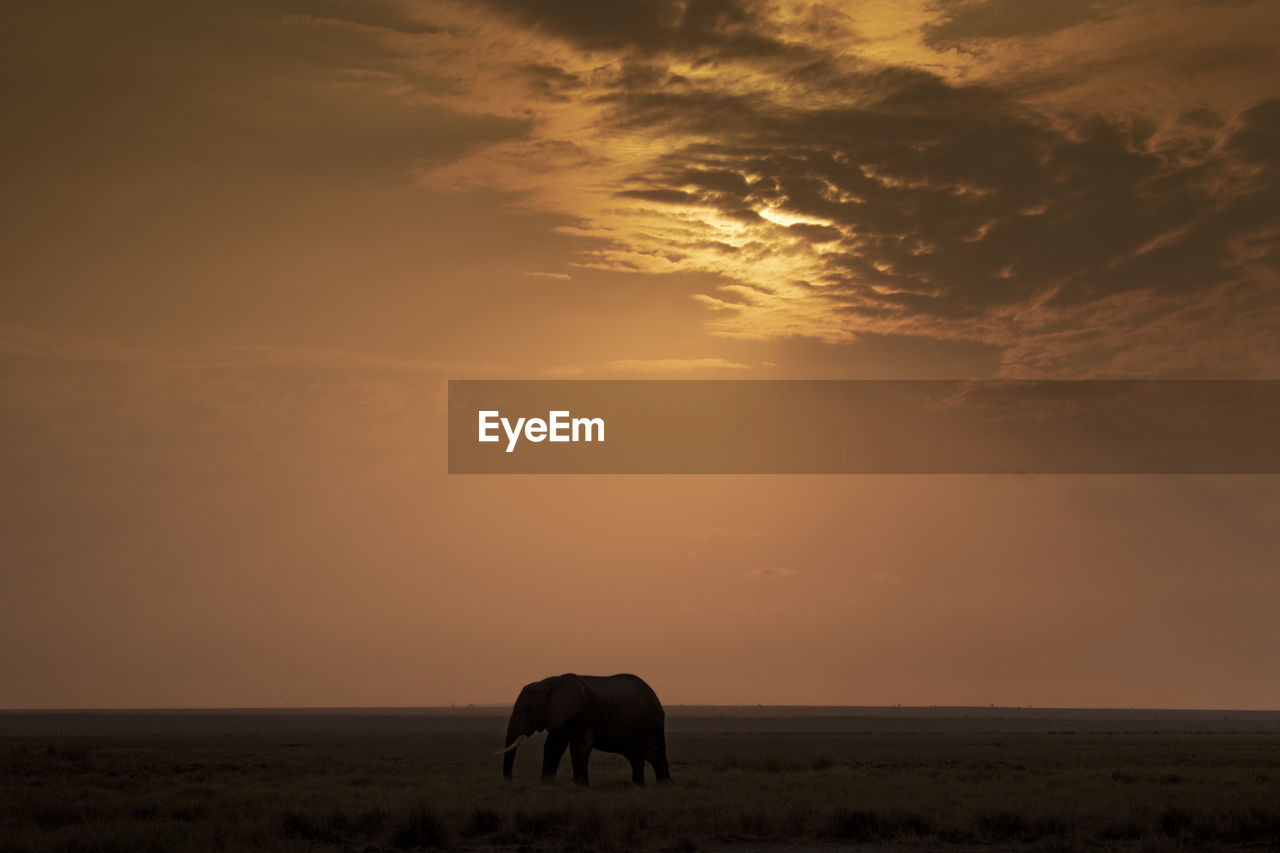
2,0,1280,709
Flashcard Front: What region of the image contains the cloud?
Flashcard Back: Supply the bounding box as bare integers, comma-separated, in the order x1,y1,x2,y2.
922,0,1124,49
549,357,754,376
412,0,1280,376
15,0,1266,378
263,0,448,35
746,566,797,579
102,0,1269,379
4,2,530,185
475,0,804,58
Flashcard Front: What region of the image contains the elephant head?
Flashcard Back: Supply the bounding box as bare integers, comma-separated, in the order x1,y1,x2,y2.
499,674,587,779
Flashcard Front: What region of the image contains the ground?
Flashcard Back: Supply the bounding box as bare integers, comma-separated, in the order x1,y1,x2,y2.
3,729,1280,851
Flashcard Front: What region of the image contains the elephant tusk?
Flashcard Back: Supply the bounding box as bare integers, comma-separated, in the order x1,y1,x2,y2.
494,734,525,755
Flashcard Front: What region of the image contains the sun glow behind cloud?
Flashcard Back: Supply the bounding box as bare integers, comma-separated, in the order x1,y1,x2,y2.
397,0,1280,374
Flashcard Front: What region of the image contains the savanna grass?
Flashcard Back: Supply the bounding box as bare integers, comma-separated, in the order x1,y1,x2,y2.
3,732,1280,851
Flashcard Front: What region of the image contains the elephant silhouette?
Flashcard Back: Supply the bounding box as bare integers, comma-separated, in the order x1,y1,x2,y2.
498,673,671,786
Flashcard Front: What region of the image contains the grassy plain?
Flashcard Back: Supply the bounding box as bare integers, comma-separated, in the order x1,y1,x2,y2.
4,731,1280,851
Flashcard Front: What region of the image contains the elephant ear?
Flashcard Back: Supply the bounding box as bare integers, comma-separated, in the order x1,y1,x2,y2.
545,676,588,731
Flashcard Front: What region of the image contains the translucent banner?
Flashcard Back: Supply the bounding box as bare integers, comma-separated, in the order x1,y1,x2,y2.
447,380,1280,474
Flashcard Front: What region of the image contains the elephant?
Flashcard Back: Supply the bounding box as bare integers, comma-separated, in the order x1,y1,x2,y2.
498,673,671,786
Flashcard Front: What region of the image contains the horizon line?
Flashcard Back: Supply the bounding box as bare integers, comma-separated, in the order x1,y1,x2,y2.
4,704,1280,714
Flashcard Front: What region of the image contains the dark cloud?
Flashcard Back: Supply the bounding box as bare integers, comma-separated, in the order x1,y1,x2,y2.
1226,98,1280,172
478,0,800,58
604,58,1280,362
923,0,1123,48
788,223,842,244
519,63,584,100
1172,40,1278,73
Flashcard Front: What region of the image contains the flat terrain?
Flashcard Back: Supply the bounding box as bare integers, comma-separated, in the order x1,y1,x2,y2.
6,706,1280,737
3,712,1280,851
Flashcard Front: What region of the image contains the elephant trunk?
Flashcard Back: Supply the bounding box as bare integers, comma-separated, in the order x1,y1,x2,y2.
502,715,524,779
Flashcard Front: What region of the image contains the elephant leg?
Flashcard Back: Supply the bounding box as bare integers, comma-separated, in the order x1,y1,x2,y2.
629,754,646,786
541,731,568,780
568,734,591,786
648,731,672,782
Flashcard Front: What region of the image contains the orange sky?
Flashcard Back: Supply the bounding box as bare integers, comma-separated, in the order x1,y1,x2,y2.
3,0,1280,709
